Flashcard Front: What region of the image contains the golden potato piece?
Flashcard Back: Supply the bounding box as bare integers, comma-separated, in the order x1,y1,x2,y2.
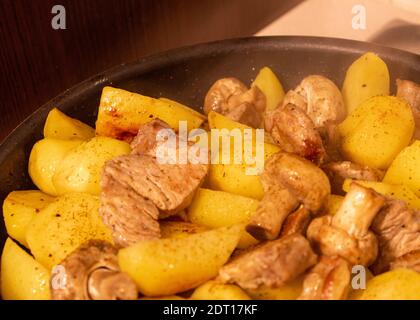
352,268,420,300
252,67,285,111
325,194,345,216
340,96,414,169
191,280,250,300
383,140,420,197
341,52,390,114
3,190,55,247
188,188,259,248
53,136,130,195
96,87,205,141
44,108,95,140
28,138,84,196
26,193,113,269
1,238,50,300
118,226,241,296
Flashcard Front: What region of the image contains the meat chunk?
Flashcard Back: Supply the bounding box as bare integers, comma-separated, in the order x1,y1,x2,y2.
100,174,160,248
100,119,209,247
218,234,317,290
130,119,171,156
104,154,208,216
280,206,312,237
204,77,266,128
371,199,420,274
299,256,351,300
307,183,384,265
265,103,326,164
323,161,384,195
396,79,420,139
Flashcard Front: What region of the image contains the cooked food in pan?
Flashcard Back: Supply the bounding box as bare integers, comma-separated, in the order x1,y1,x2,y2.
2,52,420,300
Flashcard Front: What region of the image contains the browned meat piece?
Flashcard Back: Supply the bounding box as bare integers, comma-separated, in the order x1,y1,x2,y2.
247,152,330,240
104,154,208,216
283,75,346,129
298,256,351,300
100,174,160,248
265,104,326,164
218,234,317,290
204,77,266,128
307,183,385,265
130,119,171,156
371,200,420,274
51,240,138,300
396,79,420,139
390,250,420,273
323,161,384,195
280,206,312,237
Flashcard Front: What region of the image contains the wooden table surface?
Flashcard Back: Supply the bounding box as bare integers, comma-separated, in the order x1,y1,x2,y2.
0,0,302,142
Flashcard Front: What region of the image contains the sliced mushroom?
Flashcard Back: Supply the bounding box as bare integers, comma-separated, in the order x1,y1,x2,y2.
396,79,420,139
371,199,420,274
51,240,138,300
264,103,326,164
298,255,351,300
247,152,330,240
204,77,266,128
218,234,317,290
283,75,346,129
307,183,385,265
322,161,384,195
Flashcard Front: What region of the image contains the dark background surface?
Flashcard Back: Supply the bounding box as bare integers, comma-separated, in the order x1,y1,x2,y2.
0,0,303,142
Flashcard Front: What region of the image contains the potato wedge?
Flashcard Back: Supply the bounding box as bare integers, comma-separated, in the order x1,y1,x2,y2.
246,275,304,300
340,96,414,169
325,194,344,215
1,238,50,300
352,268,420,300
118,226,241,296
53,136,130,195
26,193,113,269
28,138,84,196
251,66,285,111
207,164,264,200
342,179,420,210
383,140,420,197
191,280,250,300
160,221,209,239
3,190,55,247
341,52,390,114
188,188,259,248
44,108,95,140
96,87,205,140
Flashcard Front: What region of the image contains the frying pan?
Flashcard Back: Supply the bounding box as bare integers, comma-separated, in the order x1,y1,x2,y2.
0,36,419,250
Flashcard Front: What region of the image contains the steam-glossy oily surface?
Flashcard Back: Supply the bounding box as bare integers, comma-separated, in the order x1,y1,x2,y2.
0,36,419,249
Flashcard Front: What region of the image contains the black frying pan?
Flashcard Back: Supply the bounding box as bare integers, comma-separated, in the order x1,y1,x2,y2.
1,36,420,249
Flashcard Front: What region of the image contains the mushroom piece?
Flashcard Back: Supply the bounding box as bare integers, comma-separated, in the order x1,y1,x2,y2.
298,255,351,300
279,205,312,238
204,77,266,128
307,183,385,266
265,103,327,164
371,199,420,274
283,75,346,129
396,79,420,139
51,240,138,300
218,234,317,290
247,152,331,240
322,161,384,195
